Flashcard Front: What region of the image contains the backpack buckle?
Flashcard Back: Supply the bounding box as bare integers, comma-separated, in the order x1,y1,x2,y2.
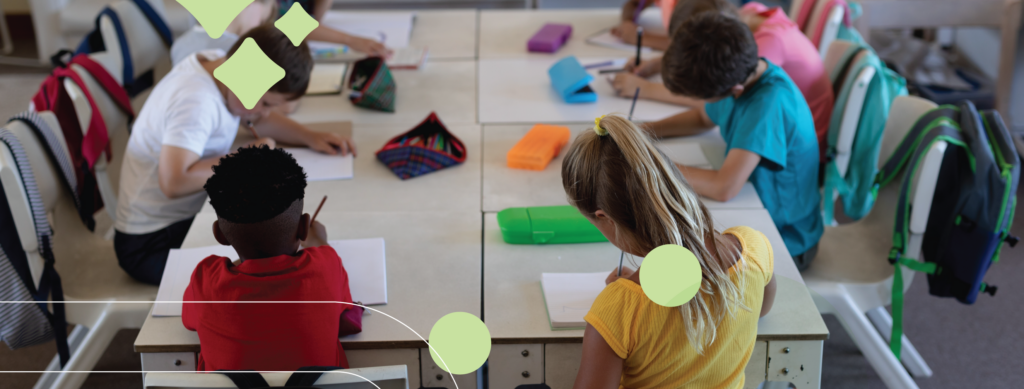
888,248,901,265
1005,235,1020,248
982,284,998,297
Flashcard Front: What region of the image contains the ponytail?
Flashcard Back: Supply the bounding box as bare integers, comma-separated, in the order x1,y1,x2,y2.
561,114,748,353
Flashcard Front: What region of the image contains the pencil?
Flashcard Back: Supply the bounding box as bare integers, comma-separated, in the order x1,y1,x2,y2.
635,27,643,68
247,121,258,139
311,195,327,225
628,87,640,121
618,251,624,276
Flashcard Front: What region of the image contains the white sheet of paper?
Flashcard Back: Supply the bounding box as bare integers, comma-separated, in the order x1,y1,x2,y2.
308,12,415,52
387,47,429,69
284,148,353,181
306,63,348,95
585,30,655,54
540,272,608,329
152,238,387,317
660,142,710,167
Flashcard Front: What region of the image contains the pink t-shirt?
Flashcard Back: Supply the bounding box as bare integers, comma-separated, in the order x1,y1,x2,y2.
743,2,834,162
659,0,677,30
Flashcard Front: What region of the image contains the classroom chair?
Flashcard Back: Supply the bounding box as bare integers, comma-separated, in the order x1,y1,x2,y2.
62,52,134,239
822,40,874,200
789,0,845,58
802,95,941,389
1,113,156,389
143,366,410,389
27,0,192,65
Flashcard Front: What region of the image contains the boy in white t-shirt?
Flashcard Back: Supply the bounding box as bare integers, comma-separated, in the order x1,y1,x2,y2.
114,25,356,285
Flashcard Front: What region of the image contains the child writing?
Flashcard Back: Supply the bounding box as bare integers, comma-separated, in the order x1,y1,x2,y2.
612,0,833,162
183,145,354,371
114,25,356,284
648,12,823,270
563,114,777,388
612,0,676,50
282,0,391,57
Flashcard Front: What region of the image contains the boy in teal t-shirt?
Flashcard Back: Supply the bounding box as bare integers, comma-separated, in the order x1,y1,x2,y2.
651,11,822,269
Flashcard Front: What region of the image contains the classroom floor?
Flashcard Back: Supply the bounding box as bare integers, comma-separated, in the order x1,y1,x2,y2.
2,12,1024,389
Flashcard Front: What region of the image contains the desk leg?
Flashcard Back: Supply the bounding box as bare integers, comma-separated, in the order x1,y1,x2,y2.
766,340,823,389
421,348,478,389
489,344,543,387
544,343,581,389
743,341,769,389
347,348,421,389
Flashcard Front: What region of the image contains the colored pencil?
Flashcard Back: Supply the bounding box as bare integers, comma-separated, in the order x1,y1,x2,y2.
310,195,327,225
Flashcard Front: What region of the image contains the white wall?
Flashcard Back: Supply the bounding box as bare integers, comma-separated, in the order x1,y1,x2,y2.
1,0,31,13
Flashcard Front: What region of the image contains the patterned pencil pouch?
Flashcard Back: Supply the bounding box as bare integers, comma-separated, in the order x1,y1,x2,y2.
348,57,396,112
376,112,467,180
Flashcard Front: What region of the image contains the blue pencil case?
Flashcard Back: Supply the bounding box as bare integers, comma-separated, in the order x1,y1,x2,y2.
548,56,597,104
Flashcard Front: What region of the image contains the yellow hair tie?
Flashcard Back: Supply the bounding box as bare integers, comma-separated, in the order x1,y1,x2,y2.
594,115,608,136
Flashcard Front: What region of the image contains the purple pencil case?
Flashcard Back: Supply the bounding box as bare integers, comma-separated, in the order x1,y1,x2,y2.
528,23,572,53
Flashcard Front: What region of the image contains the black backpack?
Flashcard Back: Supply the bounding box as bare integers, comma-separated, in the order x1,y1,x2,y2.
874,100,1020,359
218,366,341,389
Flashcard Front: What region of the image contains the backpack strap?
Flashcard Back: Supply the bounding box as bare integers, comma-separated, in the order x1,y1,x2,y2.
77,8,133,92
68,55,135,120
8,113,80,210
131,0,173,47
887,122,970,360
284,366,342,387
219,371,270,389
873,105,960,191
51,66,111,168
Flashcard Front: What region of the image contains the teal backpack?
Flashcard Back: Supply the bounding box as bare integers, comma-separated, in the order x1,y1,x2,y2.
822,42,907,224
874,100,1020,359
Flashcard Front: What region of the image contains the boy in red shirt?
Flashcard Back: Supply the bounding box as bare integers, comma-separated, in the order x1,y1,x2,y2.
183,145,353,371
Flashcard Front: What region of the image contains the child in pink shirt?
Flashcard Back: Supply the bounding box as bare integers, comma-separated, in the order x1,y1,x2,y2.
612,0,834,162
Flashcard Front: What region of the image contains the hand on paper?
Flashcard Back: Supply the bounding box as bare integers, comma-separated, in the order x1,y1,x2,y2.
624,56,661,78
347,35,393,58
305,130,357,157
606,266,636,285
610,72,653,99
611,20,639,44
302,220,329,249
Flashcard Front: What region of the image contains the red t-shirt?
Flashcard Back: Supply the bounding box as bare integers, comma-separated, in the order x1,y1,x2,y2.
182,246,352,371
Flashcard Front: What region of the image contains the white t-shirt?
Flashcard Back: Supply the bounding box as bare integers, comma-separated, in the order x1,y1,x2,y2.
115,50,240,235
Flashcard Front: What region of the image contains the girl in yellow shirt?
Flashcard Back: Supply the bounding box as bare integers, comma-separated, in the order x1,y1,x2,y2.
562,115,778,389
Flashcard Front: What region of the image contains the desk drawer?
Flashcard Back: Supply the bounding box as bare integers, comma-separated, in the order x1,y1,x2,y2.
421,348,478,389
489,344,543,387
544,343,581,389
141,352,196,372
347,348,420,389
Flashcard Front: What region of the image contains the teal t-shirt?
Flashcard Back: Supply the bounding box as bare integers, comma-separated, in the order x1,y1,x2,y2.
705,60,823,256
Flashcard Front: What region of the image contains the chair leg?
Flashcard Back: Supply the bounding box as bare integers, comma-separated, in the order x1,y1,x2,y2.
820,289,920,389
865,307,933,378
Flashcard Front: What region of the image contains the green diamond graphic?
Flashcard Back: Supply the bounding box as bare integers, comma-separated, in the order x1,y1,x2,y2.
177,0,254,39
274,2,320,46
213,38,285,110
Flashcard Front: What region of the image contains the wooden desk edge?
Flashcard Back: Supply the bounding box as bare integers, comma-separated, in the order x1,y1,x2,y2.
489,332,828,346
136,340,438,354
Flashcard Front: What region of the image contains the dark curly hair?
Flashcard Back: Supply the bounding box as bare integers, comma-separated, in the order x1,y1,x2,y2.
205,145,307,224
662,12,759,100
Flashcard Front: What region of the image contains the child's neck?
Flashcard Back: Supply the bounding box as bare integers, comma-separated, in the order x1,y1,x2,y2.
736,59,768,99
234,247,302,265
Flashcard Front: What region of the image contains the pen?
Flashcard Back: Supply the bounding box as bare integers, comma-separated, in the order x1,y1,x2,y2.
618,251,624,276
635,27,643,68
311,195,327,225
599,68,626,74
247,121,259,139
628,87,640,121
584,61,615,69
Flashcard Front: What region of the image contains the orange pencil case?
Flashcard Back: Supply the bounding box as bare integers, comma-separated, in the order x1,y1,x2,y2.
507,124,571,171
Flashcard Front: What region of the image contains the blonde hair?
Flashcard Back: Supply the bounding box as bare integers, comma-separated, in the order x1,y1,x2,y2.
561,114,748,354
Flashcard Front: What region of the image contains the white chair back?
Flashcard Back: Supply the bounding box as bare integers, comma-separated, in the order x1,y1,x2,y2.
105,0,173,88
803,0,845,55
817,6,844,59
144,366,410,389
822,41,874,188
0,112,70,289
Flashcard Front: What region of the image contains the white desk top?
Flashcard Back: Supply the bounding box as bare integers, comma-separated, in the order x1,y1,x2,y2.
478,57,684,124
407,10,478,60
290,60,477,126
135,211,482,352
481,124,762,212
482,210,824,342
478,8,665,59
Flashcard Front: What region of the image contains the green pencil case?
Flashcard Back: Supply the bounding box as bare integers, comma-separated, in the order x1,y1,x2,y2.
497,205,608,244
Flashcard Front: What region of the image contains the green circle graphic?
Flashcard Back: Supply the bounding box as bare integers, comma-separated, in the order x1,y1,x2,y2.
428,312,492,375
639,244,703,307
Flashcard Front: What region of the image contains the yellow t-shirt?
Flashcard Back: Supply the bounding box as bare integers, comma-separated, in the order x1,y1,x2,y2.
584,226,774,389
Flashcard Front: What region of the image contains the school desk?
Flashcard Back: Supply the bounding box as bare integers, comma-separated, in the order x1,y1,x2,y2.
479,57,684,124
222,122,483,214
406,10,479,60
482,123,764,212
133,211,483,389
478,8,666,59
289,60,478,126
482,209,828,389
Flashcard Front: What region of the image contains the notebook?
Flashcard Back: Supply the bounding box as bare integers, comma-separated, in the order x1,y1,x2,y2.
585,30,655,54
283,147,354,181
306,63,348,95
152,238,387,317
308,12,415,53
660,142,712,169
540,272,609,329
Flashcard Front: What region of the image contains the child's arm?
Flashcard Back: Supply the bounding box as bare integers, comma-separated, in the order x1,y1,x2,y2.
760,275,777,317
254,111,357,156
645,106,715,138
157,139,273,199
573,324,624,389
677,148,761,202
302,220,329,249
611,73,702,107
306,0,391,57
610,23,670,51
